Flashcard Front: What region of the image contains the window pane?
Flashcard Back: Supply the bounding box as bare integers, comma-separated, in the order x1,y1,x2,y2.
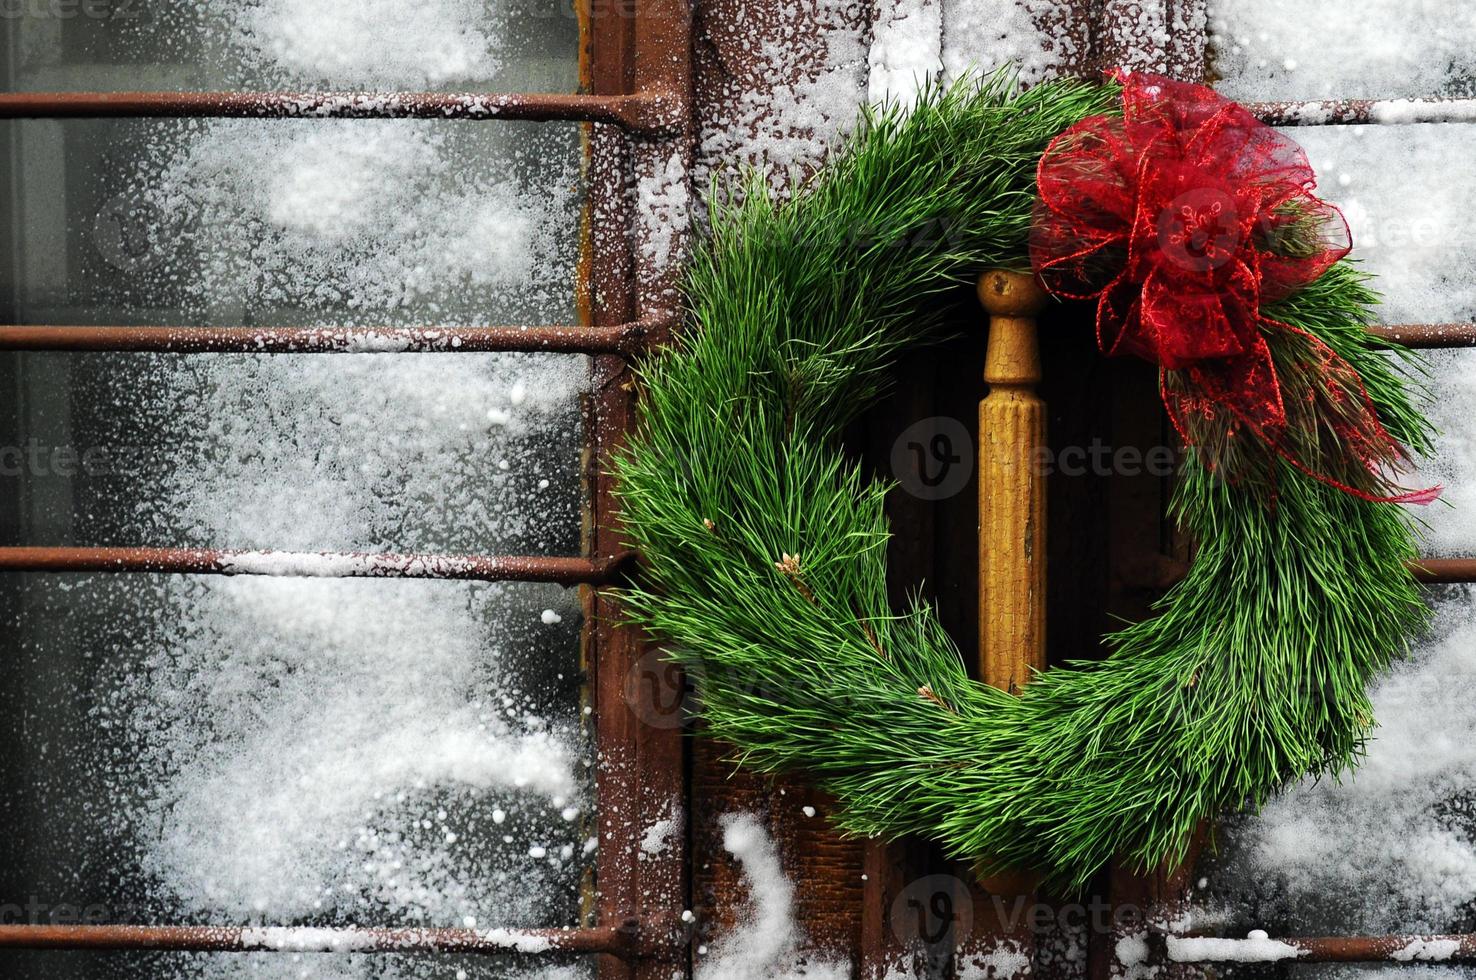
0,351,585,553
0,116,587,552
0,119,582,327
1210,1,1476,101
0,575,592,931
1,4,600,978
1278,125,1476,327
1,0,579,93
1407,349,1476,558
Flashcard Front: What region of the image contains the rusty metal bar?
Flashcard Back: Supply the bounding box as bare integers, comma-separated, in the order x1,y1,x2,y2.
1249,96,1476,127
0,318,672,356
0,91,684,135
0,547,634,585
6,318,1441,359
1160,932,1476,964
0,923,642,957
1368,323,1476,348
1412,558,1476,584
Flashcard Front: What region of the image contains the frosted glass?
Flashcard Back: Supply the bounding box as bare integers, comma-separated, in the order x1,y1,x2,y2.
1,0,579,93
1282,125,1476,327
0,119,582,328
0,2,595,973
0,350,585,553
0,575,592,929
1210,1,1476,101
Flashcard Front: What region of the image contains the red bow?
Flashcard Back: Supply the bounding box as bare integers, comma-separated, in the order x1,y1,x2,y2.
1029,70,1437,504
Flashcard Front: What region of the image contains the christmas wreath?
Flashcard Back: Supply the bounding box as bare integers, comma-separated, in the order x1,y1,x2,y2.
614,70,1437,887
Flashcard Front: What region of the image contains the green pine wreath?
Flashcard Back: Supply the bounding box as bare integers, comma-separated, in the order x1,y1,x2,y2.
613,72,1433,888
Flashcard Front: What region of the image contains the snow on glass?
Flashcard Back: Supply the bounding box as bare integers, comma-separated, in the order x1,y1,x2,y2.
0,2,601,980
5,0,578,93
1209,0,1476,102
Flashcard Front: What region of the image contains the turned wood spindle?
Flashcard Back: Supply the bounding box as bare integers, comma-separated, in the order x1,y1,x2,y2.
976,269,1048,695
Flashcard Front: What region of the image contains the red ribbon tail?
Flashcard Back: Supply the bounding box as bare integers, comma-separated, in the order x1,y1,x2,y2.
1162,324,1441,506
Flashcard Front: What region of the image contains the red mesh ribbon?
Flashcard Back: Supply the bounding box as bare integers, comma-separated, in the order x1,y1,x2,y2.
1029,70,1438,504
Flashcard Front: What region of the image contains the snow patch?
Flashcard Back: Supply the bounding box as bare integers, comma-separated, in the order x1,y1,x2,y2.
126,121,574,320
240,927,375,952
958,940,1032,979
640,806,683,857
869,0,942,105
697,0,869,182
224,0,505,88
1114,932,1155,980
1166,932,1306,963
942,0,1075,86
637,149,692,271
482,928,556,954
1391,938,1462,962
697,814,849,980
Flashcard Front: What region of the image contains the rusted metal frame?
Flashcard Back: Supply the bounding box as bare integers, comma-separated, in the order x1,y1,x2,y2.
0,923,644,957
1412,558,1476,584
0,546,634,585
1249,97,1476,127
1154,931,1476,963
1367,323,1476,348
0,91,684,136
583,0,693,978
0,317,674,356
